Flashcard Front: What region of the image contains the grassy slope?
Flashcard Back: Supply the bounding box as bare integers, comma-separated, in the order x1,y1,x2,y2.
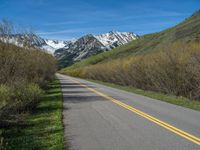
64,10,200,71
0,79,64,150
60,11,200,109
89,79,200,111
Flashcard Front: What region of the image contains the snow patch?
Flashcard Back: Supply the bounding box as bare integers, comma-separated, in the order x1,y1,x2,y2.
95,31,138,48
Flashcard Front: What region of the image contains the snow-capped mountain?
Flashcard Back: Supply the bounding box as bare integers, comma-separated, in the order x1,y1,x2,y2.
0,34,68,54
54,31,138,68
54,34,105,67
43,39,71,54
95,31,138,49
0,31,138,67
0,34,46,48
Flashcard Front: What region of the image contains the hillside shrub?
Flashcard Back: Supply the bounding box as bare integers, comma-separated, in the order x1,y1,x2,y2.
13,82,43,110
64,42,200,101
0,42,56,123
0,42,56,85
0,85,11,109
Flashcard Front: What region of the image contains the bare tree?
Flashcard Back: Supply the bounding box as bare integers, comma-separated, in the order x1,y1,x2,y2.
0,19,15,43
0,19,37,47
0,19,14,35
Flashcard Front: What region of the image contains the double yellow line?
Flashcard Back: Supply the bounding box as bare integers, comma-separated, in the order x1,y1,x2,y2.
70,78,200,146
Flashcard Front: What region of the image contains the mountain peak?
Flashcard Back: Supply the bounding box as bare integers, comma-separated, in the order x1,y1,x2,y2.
0,31,138,62
95,31,138,48
54,31,138,67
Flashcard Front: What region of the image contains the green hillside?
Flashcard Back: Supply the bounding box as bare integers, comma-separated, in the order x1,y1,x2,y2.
64,10,200,70
61,10,200,101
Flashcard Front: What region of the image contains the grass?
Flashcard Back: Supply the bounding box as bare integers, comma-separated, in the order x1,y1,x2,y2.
88,79,200,111
0,79,64,150
62,10,200,70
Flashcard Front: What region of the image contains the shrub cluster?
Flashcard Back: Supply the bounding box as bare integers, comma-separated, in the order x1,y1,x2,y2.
0,42,56,122
0,85,11,110
0,42,56,85
64,42,200,101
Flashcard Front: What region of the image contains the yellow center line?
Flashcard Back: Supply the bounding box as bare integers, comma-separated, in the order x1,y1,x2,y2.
69,78,200,146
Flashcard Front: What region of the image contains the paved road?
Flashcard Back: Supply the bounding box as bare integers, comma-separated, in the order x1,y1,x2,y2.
57,74,200,150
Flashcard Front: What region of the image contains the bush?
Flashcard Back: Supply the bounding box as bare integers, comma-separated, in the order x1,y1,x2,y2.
14,82,43,110
0,85,11,109
0,42,56,85
0,42,56,121
0,82,43,119
64,42,200,101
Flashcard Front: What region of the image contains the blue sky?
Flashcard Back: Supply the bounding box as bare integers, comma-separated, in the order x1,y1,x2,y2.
0,0,199,40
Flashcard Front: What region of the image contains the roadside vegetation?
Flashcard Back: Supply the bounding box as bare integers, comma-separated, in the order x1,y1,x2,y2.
89,79,200,111
0,41,56,124
61,42,200,104
61,11,200,105
0,79,64,150
0,20,64,149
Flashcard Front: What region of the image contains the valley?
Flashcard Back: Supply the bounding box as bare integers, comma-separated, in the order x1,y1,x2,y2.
0,1,200,149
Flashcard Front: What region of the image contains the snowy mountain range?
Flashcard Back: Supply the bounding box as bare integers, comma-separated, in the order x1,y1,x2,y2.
0,34,68,54
54,31,138,67
43,39,71,54
0,31,138,67
95,31,138,49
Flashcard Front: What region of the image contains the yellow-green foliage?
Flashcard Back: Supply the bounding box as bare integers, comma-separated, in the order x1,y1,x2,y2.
0,42,56,121
63,42,200,100
0,85,11,109
0,42,56,85
60,67,86,78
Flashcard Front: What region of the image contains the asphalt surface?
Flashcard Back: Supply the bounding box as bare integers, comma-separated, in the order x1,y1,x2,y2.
57,73,200,150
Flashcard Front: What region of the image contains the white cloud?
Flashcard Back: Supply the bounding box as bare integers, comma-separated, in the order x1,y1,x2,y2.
37,29,81,35
42,21,86,26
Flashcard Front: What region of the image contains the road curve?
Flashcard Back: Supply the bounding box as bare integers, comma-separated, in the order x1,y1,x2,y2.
57,73,200,150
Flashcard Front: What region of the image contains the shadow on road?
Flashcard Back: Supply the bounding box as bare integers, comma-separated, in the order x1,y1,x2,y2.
61,81,104,105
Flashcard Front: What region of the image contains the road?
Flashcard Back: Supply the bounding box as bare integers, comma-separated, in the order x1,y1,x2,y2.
57,73,200,150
